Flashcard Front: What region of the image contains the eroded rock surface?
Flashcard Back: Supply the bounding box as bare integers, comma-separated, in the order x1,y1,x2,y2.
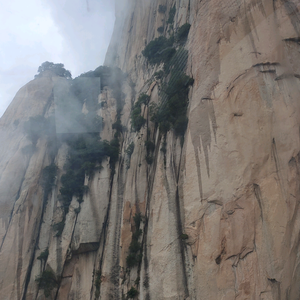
1,0,300,299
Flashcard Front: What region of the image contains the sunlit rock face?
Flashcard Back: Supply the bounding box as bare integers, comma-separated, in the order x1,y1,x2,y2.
1,0,300,299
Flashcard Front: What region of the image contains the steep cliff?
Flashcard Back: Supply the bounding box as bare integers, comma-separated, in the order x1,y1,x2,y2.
1,0,300,299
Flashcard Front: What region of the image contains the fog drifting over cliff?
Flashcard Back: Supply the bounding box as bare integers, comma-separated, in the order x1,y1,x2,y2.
0,0,115,117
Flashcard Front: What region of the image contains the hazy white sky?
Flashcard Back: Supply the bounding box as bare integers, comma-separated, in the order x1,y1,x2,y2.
0,0,115,117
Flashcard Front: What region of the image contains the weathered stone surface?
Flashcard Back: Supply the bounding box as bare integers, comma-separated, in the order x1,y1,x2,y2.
1,0,300,299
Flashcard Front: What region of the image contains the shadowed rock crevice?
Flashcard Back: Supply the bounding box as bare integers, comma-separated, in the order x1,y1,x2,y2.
268,278,281,300
253,184,264,221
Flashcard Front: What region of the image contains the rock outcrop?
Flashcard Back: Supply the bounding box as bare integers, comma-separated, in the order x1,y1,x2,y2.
1,0,300,299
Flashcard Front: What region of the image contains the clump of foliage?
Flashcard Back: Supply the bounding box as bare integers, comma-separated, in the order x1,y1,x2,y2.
126,142,135,157
160,138,167,154
131,108,146,132
74,207,81,214
44,65,124,238
145,155,153,165
56,67,123,224
77,66,124,92
143,276,149,288
144,40,193,141
94,270,101,298
142,23,191,76
41,163,57,199
142,36,176,65
125,142,135,169
180,234,189,240
167,5,176,24
59,134,117,215
77,65,111,79
37,248,49,262
137,93,150,105
157,26,164,34
35,269,59,298
53,220,65,237
78,66,123,118
35,61,72,79
71,77,100,110
127,287,139,299
134,277,140,286
163,46,189,74
130,93,150,132
131,107,146,132
150,71,194,138
145,140,155,165
126,213,143,268
176,23,191,43
112,119,124,135
154,70,164,80
108,137,121,174
145,140,155,152
158,4,167,13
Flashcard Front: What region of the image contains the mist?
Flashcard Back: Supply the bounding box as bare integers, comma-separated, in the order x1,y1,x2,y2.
0,0,115,118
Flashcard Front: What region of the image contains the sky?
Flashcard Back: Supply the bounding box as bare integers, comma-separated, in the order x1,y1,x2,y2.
0,0,115,117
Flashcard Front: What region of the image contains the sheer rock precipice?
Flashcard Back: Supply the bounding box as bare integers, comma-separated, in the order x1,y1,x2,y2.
1,0,300,299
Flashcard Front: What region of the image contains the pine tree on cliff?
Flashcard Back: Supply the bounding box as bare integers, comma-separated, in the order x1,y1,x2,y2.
35,61,72,79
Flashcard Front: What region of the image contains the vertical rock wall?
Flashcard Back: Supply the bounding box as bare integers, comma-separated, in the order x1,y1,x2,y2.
0,0,300,299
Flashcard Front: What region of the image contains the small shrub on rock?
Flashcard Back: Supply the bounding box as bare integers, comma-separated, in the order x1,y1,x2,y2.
53,220,65,237
157,26,164,34
41,163,57,198
176,23,191,43
126,213,143,268
142,36,175,65
130,94,150,132
126,142,135,157
158,5,167,13
127,287,139,299
37,248,49,262
35,269,58,297
180,234,189,240
167,5,176,24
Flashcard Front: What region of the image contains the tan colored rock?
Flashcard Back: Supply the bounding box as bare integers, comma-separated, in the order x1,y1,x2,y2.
1,0,300,299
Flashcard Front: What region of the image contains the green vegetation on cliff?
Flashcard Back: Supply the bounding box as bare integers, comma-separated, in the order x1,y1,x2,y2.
130,93,149,132
126,213,143,268
167,5,176,25
142,36,175,65
35,61,72,79
125,142,135,169
127,287,139,298
150,71,194,137
52,133,120,237
37,248,49,262
176,23,191,43
141,15,193,141
41,163,57,200
35,269,59,297
52,66,124,236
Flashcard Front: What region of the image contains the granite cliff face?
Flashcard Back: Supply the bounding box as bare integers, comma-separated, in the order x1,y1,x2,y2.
1,0,300,299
